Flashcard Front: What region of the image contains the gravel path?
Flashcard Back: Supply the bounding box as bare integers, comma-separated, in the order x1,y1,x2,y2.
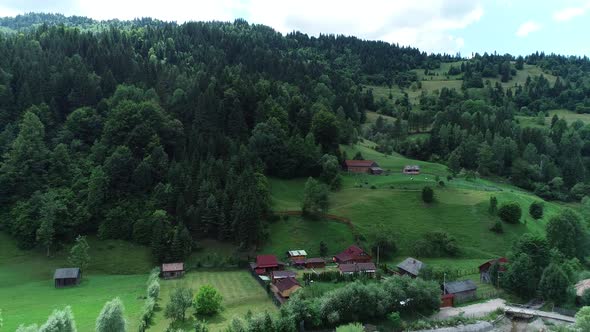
432,299,506,320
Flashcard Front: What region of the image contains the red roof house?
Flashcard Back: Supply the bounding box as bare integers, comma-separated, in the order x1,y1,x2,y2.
344,160,382,174
333,245,372,264
479,257,508,283
252,255,284,275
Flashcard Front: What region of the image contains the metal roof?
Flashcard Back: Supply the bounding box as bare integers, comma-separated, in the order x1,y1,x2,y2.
53,268,80,279
162,262,184,272
397,257,425,276
287,250,307,257
444,280,477,294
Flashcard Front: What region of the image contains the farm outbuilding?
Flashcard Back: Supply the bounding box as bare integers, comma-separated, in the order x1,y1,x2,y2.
305,258,326,268
271,270,297,282
161,262,185,279
443,280,478,303
479,257,508,283
338,262,377,275
333,245,372,264
287,250,307,261
403,165,420,175
54,268,81,288
251,255,285,275
396,257,425,278
271,277,301,298
344,160,382,174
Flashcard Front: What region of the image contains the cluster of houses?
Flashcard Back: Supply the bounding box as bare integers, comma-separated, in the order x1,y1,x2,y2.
343,159,421,176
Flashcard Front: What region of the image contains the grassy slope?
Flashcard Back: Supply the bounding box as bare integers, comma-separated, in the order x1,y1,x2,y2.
270,142,566,263
517,109,590,129
0,232,151,331
259,217,355,258
153,271,276,332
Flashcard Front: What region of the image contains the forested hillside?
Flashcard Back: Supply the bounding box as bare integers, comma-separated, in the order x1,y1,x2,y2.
1,13,590,263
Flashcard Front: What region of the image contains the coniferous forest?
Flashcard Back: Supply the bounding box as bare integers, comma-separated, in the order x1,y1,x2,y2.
1,13,590,264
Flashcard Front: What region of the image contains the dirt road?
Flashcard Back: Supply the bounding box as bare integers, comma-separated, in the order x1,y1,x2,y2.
431,299,506,320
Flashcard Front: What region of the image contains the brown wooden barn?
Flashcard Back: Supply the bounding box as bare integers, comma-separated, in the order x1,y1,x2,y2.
305,258,326,268
161,262,185,279
479,257,508,283
338,262,377,275
271,277,301,298
54,268,81,288
344,160,383,174
333,245,372,264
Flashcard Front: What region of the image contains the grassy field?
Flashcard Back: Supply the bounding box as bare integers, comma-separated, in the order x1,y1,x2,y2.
0,232,151,331
270,142,567,263
153,270,276,331
517,109,590,128
259,216,355,258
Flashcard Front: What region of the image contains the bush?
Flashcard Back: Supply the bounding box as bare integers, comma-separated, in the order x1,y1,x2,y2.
490,220,503,233
529,201,544,220
498,202,521,224
336,323,364,332
194,285,223,316
412,231,459,257
489,196,498,214
147,280,160,299
388,312,402,330
422,186,434,203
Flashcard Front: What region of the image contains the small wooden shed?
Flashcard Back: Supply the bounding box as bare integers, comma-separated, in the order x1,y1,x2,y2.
161,262,185,279
305,258,326,269
396,257,425,278
54,268,81,288
271,277,301,298
443,280,477,303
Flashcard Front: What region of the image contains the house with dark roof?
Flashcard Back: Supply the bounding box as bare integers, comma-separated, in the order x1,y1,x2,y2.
305,258,326,269
54,268,81,288
443,280,478,303
161,262,185,279
397,257,425,278
271,270,297,282
251,255,285,275
333,245,372,264
338,262,377,275
270,277,301,298
344,160,383,174
479,257,508,283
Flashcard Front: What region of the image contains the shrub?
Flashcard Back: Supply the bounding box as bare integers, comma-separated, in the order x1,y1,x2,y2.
336,323,364,332
147,280,160,299
388,312,402,330
498,202,521,224
413,231,459,257
488,196,498,214
490,220,503,233
194,285,223,316
529,201,544,220
422,186,434,203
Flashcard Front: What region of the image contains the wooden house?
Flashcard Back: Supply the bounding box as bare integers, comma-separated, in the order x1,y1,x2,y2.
396,257,425,278
161,262,185,279
344,160,383,174
271,270,297,282
333,245,372,264
305,258,326,269
271,277,301,298
403,165,420,175
287,250,307,261
252,255,284,275
479,257,508,283
338,262,377,275
443,280,477,303
54,268,81,288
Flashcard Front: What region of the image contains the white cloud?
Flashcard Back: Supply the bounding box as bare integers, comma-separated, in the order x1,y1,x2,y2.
553,1,590,22
0,0,484,54
244,0,483,54
516,21,541,37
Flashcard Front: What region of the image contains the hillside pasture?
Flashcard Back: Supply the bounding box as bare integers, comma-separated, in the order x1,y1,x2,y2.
0,232,150,331
259,216,355,258
153,270,277,331
269,143,566,262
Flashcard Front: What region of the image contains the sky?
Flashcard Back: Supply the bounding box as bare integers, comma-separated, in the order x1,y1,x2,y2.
0,0,589,56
